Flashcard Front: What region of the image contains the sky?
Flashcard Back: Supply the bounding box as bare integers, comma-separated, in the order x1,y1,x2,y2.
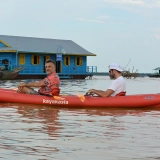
0,0,160,73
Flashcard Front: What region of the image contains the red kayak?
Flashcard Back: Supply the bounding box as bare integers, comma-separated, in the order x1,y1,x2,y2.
0,88,160,108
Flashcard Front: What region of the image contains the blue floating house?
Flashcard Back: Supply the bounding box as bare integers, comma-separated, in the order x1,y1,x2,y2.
0,35,97,79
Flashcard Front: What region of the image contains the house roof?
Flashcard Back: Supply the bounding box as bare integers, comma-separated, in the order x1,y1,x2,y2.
154,67,160,70
0,35,96,56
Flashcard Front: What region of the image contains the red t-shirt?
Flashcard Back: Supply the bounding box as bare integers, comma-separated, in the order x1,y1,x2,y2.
38,73,60,95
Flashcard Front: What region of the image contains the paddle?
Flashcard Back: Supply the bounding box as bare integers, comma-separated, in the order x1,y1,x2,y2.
53,96,66,100
53,93,86,102
54,93,87,102
76,92,85,102
13,88,18,90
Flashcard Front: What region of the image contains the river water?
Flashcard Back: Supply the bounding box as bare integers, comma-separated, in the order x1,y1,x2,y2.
0,76,160,160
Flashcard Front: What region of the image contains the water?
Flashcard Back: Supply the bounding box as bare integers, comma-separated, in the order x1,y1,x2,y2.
0,76,160,160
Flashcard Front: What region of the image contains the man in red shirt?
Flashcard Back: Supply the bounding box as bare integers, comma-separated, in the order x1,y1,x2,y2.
17,60,60,96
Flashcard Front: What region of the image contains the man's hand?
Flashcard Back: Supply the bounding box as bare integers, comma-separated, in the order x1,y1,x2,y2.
18,83,26,87
85,89,95,96
17,83,26,93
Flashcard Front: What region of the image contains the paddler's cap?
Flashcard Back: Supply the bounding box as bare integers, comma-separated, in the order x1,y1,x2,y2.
108,63,123,72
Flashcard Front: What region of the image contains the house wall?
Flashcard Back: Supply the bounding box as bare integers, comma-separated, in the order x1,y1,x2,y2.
17,53,56,74
17,53,87,74
62,56,87,73
0,52,87,74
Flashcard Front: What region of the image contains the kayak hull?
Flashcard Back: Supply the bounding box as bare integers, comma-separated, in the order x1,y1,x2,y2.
1,88,160,108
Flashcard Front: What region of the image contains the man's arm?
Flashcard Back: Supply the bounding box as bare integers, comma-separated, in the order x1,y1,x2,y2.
86,89,114,97
18,81,46,88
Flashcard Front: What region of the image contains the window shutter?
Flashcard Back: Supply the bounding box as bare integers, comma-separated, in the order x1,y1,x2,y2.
46,56,50,61
68,56,70,65
80,57,82,65
64,56,66,65
19,54,25,64
38,56,40,64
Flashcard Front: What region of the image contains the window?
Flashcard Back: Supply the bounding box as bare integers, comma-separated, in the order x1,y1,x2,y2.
75,56,82,66
46,55,50,61
64,56,70,65
19,54,25,64
31,55,40,65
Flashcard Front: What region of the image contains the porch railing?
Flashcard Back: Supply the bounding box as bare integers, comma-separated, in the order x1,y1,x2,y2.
5,65,97,75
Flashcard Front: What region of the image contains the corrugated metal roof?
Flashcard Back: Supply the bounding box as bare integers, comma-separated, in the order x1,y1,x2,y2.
0,35,96,56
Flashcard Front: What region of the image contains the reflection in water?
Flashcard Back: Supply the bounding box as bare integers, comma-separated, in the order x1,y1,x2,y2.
0,104,60,159
1,77,160,159
1,104,160,160
17,105,61,138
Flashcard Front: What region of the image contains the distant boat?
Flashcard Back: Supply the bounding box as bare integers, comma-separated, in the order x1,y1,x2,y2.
0,67,25,80
148,67,160,78
122,70,138,79
148,73,160,78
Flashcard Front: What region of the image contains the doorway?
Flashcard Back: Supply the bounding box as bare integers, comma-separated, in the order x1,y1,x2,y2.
56,61,61,73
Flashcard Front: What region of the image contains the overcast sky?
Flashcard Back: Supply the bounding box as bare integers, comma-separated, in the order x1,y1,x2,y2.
0,0,160,73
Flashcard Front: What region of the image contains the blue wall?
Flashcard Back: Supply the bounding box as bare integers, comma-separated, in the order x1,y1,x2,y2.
17,53,87,74
18,54,56,74
0,52,16,69
62,56,87,74
0,52,87,74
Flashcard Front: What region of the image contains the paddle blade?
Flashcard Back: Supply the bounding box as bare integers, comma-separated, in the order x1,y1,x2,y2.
76,93,85,102
13,88,18,90
53,96,65,100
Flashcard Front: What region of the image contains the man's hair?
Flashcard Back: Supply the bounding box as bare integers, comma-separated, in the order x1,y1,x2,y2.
117,70,122,73
45,59,55,65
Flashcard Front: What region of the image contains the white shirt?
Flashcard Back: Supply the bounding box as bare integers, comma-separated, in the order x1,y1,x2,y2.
108,76,126,97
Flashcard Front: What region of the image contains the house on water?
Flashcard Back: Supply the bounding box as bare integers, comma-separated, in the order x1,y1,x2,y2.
0,35,97,79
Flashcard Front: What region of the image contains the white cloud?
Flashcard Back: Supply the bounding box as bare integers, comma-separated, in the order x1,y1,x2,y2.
97,15,110,19
151,28,160,40
103,0,145,6
76,18,105,23
103,0,160,8
142,41,151,45
151,27,160,32
76,15,110,24
154,34,160,40
152,1,160,7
